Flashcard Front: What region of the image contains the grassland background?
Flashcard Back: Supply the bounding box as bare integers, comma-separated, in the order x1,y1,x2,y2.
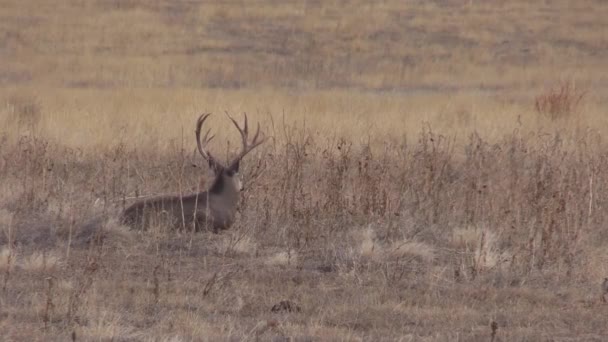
1,0,608,341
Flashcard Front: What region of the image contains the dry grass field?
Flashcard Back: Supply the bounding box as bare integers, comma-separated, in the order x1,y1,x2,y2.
2,0,608,341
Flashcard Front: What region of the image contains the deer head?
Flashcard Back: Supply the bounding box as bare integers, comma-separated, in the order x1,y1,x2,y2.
195,112,266,194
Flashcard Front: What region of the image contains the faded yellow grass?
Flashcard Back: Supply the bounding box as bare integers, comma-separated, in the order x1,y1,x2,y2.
2,1,607,90
2,87,607,151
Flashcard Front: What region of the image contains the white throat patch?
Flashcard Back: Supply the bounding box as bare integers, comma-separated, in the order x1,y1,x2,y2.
234,172,244,191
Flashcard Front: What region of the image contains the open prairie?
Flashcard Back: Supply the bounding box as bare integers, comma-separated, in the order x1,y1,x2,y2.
1,0,608,341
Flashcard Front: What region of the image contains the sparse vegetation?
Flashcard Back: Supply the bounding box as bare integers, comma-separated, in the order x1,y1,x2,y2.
1,0,608,341
2,118,608,340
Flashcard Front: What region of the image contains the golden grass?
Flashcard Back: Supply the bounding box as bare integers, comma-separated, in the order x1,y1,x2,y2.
2,86,608,153
2,0,608,89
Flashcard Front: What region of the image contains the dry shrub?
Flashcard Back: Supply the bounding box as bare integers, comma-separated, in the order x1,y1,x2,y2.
534,80,586,121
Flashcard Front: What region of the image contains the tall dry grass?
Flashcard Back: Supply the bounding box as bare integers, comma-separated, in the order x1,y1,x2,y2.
1,104,608,338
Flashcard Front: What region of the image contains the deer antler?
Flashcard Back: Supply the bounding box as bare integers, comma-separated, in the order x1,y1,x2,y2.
195,113,223,168
226,112,266,167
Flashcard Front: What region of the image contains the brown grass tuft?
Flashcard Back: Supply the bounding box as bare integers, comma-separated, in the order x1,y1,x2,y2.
534,80,587,121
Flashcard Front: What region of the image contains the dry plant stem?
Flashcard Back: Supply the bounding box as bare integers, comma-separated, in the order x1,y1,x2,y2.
43,276,55,329
490,321,498,342
179,131,187,231
152,264,161,305
66,186,75,262
2,251,12,295
2,216,13,295
202,271,219,297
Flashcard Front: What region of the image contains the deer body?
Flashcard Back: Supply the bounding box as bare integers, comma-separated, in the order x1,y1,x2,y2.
120,176,239,232
120,113,264,232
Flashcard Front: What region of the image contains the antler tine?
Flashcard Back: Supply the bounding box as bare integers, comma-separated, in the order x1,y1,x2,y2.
225,111,248,151
202,128,215,145
195,113,219,164
250,122,265,148
242,112,249,137
225,112,267,167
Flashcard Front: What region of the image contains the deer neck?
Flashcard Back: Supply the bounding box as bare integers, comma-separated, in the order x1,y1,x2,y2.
208,173,240,207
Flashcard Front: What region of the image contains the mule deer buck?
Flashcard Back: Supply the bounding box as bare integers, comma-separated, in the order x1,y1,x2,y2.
120,113,266,232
